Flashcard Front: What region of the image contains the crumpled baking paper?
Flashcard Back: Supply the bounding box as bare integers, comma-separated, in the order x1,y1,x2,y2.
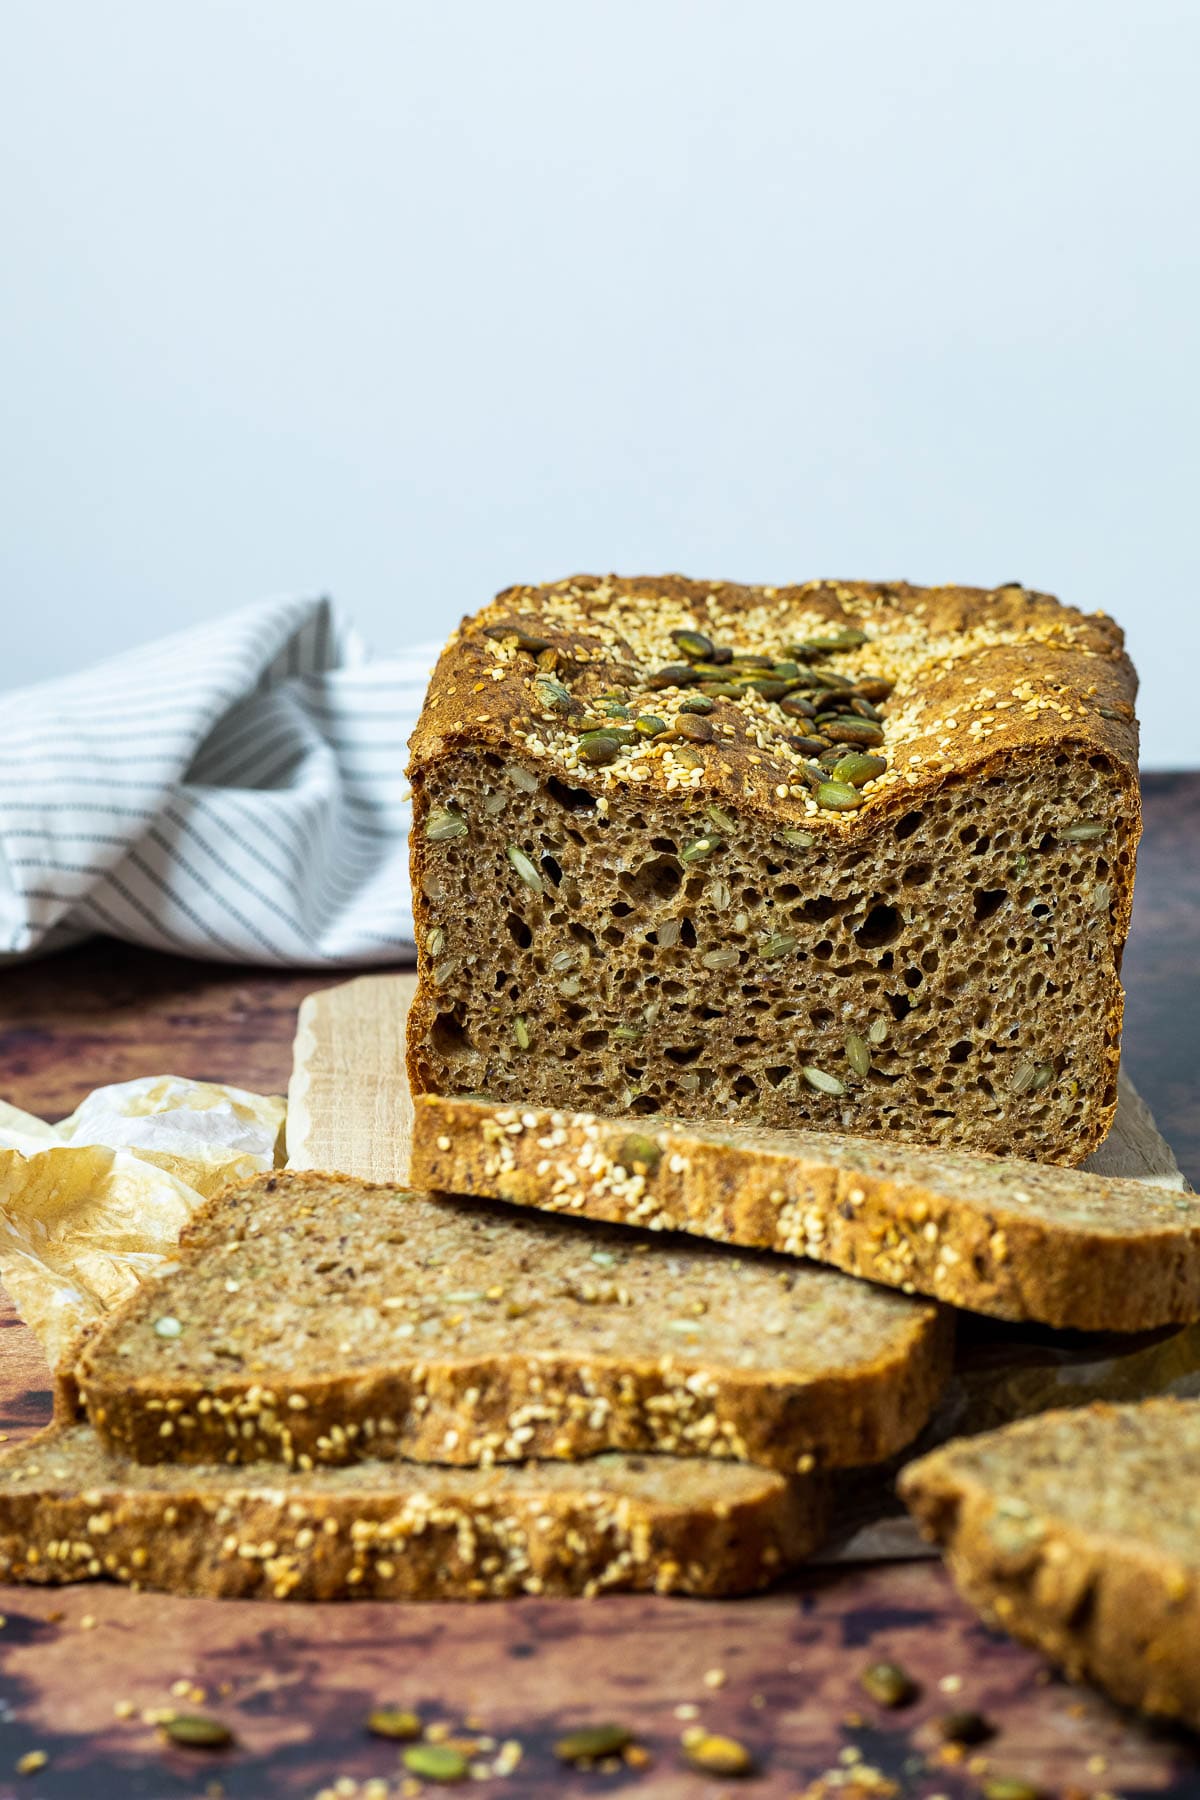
0,1077,285,1372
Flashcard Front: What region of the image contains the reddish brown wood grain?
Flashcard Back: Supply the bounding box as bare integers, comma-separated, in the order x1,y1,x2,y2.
0,776,1194,1798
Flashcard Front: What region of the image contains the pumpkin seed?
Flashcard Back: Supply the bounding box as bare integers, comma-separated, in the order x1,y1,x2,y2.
803,1066,846,1096
845,1031,871,1077
657,918,681,948
679,694,715,715
598,699,631,718
787,734,832,757
682,1732,756,1776
748,678,789,701
680,835,722,864
673,713,714,743
367,1707,422,1741
796,627,869,653
815,781,864,812
161,1715,235,1750
634,714,668,736
821,717,885,748
671,628,715,661
613,1024,642,1042
616,1133,663,1174
1060,820,1107,841
535,675,573,710
817,744,845,768
558,976,582,997
507,844,543,892
758,932,797,959
403,1742,468,1782
860,1659,918,1707
849,695,882,721
706,877,732,910
781,829,815,848
1030,1062,1054,1092
708,644,733,665
479,791,506,817
981,1780,1041,1800
673,745,704,768
833,752,888,787
432,957,461,987
939,1710,994,1745
648,663,698,690
730,652,773,669
698,681,743,698
427,926,446,958
780,694,817,719
425,806,468,842
577,732,621,766
1091,882,1111,912
508,763,539,792
772,660,801,681
851,675,893,702
554,1724,633,1763
483,624,550,656
702,946,740,970
513,1017,531,1050
868,1017,888,1045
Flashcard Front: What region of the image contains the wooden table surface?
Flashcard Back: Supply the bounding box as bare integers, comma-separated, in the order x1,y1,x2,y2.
0,774,1197,1800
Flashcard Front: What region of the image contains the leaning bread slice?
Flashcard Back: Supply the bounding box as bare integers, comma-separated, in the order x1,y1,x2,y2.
899,1400,1200,1729
0,1423,826,1600
412,1095,1200,1332
75,1171,950,1474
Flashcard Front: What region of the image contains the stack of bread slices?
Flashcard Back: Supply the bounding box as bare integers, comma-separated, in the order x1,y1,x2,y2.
2,576,1198,1731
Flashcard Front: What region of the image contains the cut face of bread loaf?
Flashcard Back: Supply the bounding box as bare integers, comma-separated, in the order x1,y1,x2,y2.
412,1095,1200,1332
74,1172,951,1474
900,1400,1200,1729
406,576,1139,1166
0,1424,826,1600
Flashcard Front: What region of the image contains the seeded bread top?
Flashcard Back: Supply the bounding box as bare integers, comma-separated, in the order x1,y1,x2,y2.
408,576,1139,831
79,1173,939,1387
900,1399,1200,1569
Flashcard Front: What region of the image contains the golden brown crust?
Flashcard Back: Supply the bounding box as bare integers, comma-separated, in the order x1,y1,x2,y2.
411,1096,1200,1333
899,1400,1200,1728
406,575,1140,1164
0,1424,825,1601
74,1170,953,1475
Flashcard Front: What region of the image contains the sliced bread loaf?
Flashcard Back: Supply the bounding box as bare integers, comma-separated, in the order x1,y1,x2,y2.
411,1095,1200,1332
407,575,1139,1165
0,1423,826,1600
899,1399,1200,1729
75,1171,951,1474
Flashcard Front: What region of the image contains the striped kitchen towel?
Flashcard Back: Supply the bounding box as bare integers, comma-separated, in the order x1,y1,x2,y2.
0,597,440,965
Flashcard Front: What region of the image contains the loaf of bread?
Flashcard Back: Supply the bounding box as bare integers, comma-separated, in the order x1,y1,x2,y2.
900,1400,1200,1729
406,576,1139,1165
0,1423,827,1600
412,1094,1200,1332
75,1172,951,1473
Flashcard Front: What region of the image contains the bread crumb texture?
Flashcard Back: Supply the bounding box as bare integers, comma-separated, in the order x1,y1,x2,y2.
407,575,1140,1165
412,1096,1200,1332
900,1399,1200,1728
0,1423,827,1600
74,1172,951,1474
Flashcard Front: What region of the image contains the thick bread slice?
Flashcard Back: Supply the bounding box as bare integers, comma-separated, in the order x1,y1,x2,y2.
407,575,1140,1166
899,1400,1200,1728
0,1424,826,1600
75,1171,951,1474
412,1096,1200,1332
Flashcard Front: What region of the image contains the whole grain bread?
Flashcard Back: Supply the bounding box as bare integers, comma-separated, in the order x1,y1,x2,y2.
406,575,1139,1166
899,1399,1200,1729
412,1095,1200,1332
0,1423,826,1600
75,1171,951,1474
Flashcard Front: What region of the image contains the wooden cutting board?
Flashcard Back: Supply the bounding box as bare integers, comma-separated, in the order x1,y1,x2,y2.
286,972,1187,1190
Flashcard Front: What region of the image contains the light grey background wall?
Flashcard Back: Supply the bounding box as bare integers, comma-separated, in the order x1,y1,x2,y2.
1,0,1196,765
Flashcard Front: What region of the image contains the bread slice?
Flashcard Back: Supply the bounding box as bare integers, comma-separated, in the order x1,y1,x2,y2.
0,1423,826,1600
899,1400,1200,1729
74,1171,951,1474
411,1095,1200,1332
406,575,1139,1166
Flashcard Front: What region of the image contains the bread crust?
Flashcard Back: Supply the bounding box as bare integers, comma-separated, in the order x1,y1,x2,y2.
899,1400,1200,1728
0,1424,826,1601
407,576,1140,1164
74,1171,953,1475
411,1096,1200,1332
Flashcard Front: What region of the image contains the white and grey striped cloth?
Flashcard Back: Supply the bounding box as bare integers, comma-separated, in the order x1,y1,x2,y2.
0,598,439,965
